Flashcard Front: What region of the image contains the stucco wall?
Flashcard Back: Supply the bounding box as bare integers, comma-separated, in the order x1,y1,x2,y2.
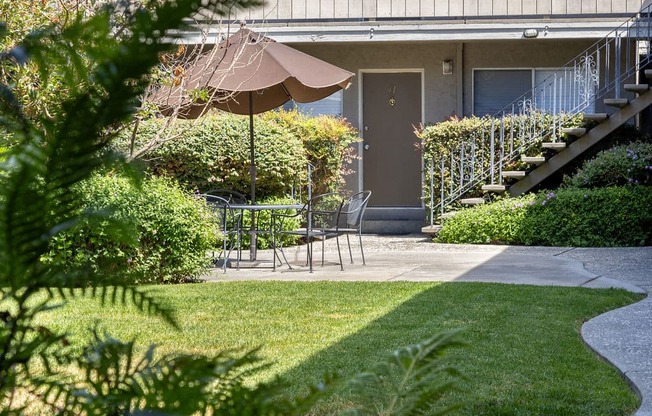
294,39,601,124
291,39,617,190
292,42,458,127
461,39,597,115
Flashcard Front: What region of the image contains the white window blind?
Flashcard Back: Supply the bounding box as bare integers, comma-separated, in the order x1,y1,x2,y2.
282,90,343,116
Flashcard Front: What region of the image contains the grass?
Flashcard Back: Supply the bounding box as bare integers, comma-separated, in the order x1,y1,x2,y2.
39,281,642,415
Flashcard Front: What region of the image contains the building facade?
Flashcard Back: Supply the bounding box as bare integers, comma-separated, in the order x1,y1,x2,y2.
191,0,650,232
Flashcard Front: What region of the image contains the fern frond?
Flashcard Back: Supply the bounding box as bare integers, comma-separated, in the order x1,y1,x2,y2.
345,329,467,416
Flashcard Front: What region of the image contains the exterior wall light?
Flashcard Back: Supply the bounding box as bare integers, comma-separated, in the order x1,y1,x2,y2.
523,28,539,38
442,59,453,75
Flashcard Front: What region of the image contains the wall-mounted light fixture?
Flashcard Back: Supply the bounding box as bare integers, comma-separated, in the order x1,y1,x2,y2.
442,59,453,75
523,28,539,38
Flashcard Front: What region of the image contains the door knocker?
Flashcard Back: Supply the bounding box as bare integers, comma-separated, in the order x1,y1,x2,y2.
388,84,396,107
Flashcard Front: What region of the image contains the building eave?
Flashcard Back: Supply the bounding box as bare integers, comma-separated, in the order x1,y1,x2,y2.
180,20,633,44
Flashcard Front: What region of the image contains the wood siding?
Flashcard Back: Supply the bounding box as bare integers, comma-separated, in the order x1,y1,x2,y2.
231,0,643,21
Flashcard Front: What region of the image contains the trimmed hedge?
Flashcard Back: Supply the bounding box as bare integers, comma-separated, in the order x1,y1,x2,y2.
123,111,359,198
437,186,652,247
43,173,218,284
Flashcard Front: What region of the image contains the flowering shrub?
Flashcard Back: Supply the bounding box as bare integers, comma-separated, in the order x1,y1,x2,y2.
564,141,652,188
437,187,652,246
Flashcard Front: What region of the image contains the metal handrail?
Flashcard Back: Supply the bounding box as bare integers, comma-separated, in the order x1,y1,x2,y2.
426,4,652,226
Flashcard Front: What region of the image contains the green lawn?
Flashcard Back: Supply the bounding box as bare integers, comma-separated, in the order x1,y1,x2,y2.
40,281,642,415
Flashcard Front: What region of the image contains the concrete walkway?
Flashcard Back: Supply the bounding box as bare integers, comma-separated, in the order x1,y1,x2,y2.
205,235,652,415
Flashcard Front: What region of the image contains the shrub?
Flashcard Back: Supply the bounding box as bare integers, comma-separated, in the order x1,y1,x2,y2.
518,187,652,247
437,187,652,247
564,141,652,188
261,110,360,195
121,111,360,199
129,113,308,198
44,173,217,284
436,195,536,244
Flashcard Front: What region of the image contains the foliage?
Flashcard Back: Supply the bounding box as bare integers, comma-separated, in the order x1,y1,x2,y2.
121,110,360,200
435,195,536,245
417,112,584,203
262,110,360,195
518,186,652,246
343,330,466,416
0,0,173,121
437,187,652,246
417,112,584,162
564,141,652,188
0,0,326,412
122,113,307,197
42,173,217,284
1,2,465,415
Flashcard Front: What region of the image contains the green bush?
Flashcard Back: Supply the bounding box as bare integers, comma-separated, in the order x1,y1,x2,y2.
564,141,652,188
436,195,536,244
261,110,360,195
43,173,218,284
437,187,652,247
129,113,308,198
122,111,360,199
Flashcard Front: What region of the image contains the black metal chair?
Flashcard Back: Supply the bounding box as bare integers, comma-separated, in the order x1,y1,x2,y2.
272,192,342,272
200,194,243,272
325,190,372,270
203,189,247,268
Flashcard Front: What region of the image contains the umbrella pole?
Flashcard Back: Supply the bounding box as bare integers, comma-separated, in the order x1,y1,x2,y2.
249,92,257,262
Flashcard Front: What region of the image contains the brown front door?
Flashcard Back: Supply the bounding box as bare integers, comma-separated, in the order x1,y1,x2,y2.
362,72,422,206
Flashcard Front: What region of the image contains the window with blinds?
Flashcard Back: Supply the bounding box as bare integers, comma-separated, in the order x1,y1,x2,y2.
282,90,343,116
473,68,595,116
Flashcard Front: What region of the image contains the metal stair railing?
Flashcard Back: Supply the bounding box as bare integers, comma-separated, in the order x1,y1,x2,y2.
425,4,652,227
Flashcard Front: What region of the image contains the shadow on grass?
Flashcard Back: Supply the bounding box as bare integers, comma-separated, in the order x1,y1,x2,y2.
275,281,640,416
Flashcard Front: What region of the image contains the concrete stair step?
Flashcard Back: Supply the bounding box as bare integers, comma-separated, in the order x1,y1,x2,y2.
501,171,527,178
460,197,485,205
364,207,426,234
624,83,649,94
561,127,586,137
542,142,567,151
521,156,546,165
583,113,609,122
481,184,507,192
421,225,442,235
604,98,629,108
646,69,652,78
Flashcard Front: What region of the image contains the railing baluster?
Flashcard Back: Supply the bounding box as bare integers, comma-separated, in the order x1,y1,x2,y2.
489,118,495,184
615,31,621,98
510,106,515,155
429,158,434,227
440,158,445,222
498,115,505,185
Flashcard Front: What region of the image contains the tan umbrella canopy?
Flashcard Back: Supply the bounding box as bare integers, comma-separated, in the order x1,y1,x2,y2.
154,27,355,204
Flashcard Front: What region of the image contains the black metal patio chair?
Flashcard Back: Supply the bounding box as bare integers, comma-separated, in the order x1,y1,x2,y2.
271,192,342,272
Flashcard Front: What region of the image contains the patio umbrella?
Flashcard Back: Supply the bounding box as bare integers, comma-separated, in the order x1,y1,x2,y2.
154,27,355,205
153,27,354,262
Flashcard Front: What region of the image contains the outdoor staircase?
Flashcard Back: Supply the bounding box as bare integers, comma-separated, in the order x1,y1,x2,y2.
423,6,652,233
510,80,652,196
